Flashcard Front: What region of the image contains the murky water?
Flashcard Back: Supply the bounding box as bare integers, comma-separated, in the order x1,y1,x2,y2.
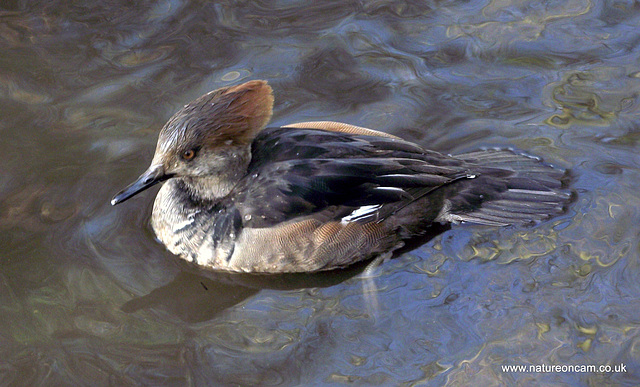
2,0,640,385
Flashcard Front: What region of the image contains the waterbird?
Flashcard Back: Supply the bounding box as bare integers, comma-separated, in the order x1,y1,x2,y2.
112,80,571,273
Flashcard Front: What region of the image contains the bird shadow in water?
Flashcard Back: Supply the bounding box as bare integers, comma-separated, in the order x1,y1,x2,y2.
121,223,450,323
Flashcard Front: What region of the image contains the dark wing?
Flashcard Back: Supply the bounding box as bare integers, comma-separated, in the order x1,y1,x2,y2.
226,127,471,228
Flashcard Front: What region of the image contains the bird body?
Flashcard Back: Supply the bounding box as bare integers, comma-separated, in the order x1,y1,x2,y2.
112,80,570,273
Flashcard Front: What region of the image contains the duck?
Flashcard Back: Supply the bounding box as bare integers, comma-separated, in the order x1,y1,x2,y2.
111,80,571,273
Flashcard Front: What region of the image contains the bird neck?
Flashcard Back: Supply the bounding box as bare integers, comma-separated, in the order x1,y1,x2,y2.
177,175,240,202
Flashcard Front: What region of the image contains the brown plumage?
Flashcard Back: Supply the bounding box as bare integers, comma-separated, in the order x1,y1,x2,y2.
112,80,572,273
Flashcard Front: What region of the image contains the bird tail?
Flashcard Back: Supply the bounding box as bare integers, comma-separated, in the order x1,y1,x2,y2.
438,149,573,226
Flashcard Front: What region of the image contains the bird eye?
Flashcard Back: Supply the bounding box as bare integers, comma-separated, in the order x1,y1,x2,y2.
181,149,196,160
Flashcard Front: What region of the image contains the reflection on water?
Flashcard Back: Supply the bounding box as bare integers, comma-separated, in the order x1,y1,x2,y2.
2,0,640,385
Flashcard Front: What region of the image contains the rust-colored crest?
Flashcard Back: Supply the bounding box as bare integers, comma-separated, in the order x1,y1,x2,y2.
214,80,274,144
159,80,274,151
